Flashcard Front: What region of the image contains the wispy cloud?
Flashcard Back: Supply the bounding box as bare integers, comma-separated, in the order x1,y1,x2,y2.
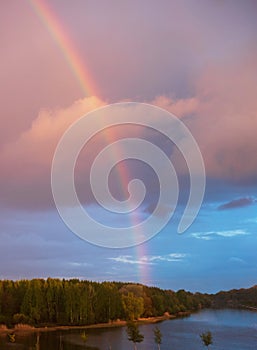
246,217,257,224
108,255,150,265
108,253,187,265
229,257,247,265
191,229,249,240
147,253,187,262
68,262,92,267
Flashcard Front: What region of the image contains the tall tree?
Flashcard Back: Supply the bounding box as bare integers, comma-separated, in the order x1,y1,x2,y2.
126,321,144,350
154,326,162,350
200,331,213,349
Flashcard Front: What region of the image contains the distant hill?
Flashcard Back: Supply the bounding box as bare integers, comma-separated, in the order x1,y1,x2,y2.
211,285,257,309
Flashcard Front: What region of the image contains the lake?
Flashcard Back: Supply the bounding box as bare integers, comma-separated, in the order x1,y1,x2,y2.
1,309,257,349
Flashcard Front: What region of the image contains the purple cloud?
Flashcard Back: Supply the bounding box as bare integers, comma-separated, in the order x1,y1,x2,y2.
218,197,256,210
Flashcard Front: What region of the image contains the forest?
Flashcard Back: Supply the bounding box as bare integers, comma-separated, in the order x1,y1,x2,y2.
1,279,256,329
0,279,211,328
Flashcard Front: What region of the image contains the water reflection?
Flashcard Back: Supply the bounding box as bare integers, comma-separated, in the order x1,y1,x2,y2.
0,310,257,349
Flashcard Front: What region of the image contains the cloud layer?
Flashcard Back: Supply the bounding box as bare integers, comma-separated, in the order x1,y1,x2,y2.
1,53,257,210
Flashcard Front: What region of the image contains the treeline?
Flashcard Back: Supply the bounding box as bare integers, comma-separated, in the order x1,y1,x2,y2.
0,279,211,327
211,285,257,309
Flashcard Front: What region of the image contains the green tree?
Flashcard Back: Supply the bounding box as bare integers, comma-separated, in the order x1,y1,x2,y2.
200,331,213,349
122,293,144,320
154,326,162,350
126,321,144,350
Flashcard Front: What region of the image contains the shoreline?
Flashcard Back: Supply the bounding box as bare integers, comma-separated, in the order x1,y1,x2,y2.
0,313,189,334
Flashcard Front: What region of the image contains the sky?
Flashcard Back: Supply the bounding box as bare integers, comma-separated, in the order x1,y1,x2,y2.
0,0,257,293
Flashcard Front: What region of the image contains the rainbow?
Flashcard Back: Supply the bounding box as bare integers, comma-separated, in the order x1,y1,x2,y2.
29,0,151,285
28,0,134,208
28,0,97,97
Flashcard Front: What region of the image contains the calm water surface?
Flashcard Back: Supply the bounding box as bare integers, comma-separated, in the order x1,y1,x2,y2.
1,309,257,349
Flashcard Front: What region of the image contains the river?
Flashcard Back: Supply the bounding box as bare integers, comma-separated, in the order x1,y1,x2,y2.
1,309,257,349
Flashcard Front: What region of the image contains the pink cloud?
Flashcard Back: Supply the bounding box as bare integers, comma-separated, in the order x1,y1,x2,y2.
1,50,256,209
160,51,257,183
151,96,199,118
0,96,105,208
191,52,257,182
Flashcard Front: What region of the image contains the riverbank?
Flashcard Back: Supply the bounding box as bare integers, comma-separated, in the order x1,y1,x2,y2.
0,312,189,334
